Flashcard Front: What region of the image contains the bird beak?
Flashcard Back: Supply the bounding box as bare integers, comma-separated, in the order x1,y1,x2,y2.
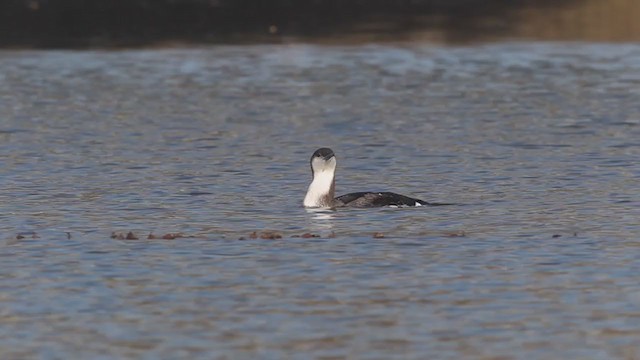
323,152,335,161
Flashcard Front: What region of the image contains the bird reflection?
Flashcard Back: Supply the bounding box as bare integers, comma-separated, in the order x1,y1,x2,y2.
305,207,335,232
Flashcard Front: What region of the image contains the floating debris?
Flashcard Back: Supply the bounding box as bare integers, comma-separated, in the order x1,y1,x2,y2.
443,230,466,237
65,232,72,239
552,234,562,238
110,231,139,240
16,231,39,240
260,231,282,240
248,231,282,240
162,233,184,240
110,231,196,240
372,232,385,238
292,232,321,238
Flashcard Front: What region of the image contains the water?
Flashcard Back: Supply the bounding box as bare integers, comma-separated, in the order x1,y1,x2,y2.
1,43,640,359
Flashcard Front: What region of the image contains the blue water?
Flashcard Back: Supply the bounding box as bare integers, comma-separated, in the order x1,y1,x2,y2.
1,43,639,359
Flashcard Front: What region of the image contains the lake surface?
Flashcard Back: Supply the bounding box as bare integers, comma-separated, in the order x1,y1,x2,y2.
1,43,639,359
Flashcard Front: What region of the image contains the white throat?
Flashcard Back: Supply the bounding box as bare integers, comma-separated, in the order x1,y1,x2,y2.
303,169,335,208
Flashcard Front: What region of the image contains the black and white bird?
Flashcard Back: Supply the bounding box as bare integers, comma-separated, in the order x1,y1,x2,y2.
303,147,442,208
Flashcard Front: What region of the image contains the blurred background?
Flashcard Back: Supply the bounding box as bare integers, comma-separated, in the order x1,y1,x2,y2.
1,0,639,47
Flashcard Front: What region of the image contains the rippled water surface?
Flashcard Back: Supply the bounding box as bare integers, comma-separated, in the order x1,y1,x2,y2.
1,43,640,359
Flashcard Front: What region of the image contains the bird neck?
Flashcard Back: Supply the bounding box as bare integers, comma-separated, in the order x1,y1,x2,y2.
303,170,336,208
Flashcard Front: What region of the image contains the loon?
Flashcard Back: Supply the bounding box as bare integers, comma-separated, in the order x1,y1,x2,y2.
303,147,435,208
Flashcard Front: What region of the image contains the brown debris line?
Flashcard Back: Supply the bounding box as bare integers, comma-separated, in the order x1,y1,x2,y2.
291,232,321,238
110,232,126,240
111,231,196,240
147,232,188,240
248,231,283,240
15,231,40,240
241,231,338,240
372,232,385,238
162,233,186,240
259,231,281,240
443,230,466,237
